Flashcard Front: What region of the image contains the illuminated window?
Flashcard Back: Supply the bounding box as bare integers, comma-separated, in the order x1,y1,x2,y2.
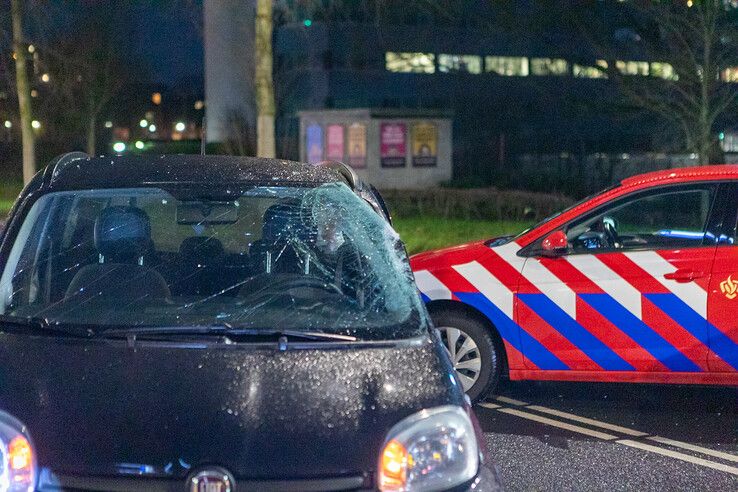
650,62,678,81
573,60,608,79
485,56,529,76
385,52,435,74
616,60,649,76
438,54,482,74
530,58,568,76
722,67,738,82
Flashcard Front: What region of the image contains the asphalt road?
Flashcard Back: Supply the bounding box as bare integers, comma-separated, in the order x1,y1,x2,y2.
476,381,738,491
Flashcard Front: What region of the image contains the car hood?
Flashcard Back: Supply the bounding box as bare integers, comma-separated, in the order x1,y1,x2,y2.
0,332,462,482
410,239,493,270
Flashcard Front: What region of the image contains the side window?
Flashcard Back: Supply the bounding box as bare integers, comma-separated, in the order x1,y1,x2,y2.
566,186,716,253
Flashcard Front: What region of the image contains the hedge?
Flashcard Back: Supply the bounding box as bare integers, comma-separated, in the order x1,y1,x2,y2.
380,188,574,222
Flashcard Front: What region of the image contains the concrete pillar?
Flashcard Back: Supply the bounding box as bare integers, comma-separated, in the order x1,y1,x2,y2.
204,0,256,143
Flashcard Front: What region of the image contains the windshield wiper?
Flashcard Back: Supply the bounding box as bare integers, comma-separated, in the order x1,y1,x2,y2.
98,324,358,343
0,315,94,337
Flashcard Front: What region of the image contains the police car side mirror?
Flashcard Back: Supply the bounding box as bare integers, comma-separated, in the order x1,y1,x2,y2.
540,230,568,257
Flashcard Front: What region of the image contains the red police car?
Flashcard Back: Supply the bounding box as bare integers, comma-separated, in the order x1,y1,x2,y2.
411,165,738,402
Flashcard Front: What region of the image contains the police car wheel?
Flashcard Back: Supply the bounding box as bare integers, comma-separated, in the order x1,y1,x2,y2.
433,310,500,403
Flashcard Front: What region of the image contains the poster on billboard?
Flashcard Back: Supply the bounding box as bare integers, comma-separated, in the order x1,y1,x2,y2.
347,123,367,168
380,122,406,168
306,124,323,164
412,122,438,167
326,124,345,161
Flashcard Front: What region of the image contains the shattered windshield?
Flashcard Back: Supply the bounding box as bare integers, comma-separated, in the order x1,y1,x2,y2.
0,183,427,340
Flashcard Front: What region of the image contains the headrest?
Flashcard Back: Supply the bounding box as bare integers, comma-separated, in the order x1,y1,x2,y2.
180,236,225,262
94,206,152,261
262,202,303,242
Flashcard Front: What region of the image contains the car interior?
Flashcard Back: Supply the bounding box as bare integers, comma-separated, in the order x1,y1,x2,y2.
6,191,372,322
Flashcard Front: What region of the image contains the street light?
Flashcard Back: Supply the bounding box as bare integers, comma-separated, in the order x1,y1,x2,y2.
41,73,49,83
4,121,11,129
175,122,186,132
104,121,113,128
148,124,156,133
139,119,148,128
135,140,145,150
31,120,40,130
113,142,126,153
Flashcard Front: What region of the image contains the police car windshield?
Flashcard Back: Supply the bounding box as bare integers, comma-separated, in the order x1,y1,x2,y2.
0,183,427,341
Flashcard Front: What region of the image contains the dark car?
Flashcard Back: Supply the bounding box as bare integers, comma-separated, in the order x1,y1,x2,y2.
0,153,499,492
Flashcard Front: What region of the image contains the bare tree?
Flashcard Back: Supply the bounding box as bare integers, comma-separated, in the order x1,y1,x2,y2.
610,1,738,164
255,0,275,158
11,0,35,183
41,3,128,155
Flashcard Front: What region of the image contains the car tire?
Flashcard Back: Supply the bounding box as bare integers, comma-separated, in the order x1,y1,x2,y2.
432,309,501,403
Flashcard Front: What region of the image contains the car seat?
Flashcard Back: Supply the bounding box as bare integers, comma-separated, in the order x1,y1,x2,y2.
179,236,227,296
250,202,313,275
65,206,171,302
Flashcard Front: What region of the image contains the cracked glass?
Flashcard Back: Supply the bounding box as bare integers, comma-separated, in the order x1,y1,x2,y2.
0,183,427,340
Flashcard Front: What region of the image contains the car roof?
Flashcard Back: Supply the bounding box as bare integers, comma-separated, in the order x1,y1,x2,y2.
620,164,738,188
43,154,345,191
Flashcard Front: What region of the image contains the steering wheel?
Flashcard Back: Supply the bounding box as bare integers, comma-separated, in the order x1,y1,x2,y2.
239,273,343,301
602,216,620,249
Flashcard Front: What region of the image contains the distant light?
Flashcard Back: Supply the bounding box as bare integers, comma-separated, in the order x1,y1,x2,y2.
194,100,204,110
148,124,156,133
304,19,312,27
3,120,11,129
27,45,35,53
135,140,145,150
30,89,38,98
139,119,148,128
175,121,186,132
104,121,113,128
720,132,725,140
113,142,126,153
31,120,40,129
687,0,693,6
41,73,49,83
151,92,162,105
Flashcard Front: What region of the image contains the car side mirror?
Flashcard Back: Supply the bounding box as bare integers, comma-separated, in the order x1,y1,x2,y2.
540,230,568,257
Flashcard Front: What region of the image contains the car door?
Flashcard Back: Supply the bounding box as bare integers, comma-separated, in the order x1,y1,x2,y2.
706,182,738,372
517,183,719,374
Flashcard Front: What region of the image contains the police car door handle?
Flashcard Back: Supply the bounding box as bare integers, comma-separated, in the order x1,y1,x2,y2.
664,269,704,283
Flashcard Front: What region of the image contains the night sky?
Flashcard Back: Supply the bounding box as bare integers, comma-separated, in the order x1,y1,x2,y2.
129,2,204,86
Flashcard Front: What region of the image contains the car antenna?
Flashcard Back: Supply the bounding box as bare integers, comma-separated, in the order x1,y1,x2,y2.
200,116,207,156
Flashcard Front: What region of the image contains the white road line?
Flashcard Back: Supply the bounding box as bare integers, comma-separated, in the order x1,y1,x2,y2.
526,405,648,437
477,402,501,409
495,396,529,406
618,439,738,476
493,400,738,476
497,407,618,440
647,436,738,464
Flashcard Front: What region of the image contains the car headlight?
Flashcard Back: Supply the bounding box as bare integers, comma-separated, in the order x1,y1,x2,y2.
0,411,36,492
378,405,478,492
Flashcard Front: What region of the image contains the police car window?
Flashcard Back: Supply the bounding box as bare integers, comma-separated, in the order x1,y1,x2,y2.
566,186,716,253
